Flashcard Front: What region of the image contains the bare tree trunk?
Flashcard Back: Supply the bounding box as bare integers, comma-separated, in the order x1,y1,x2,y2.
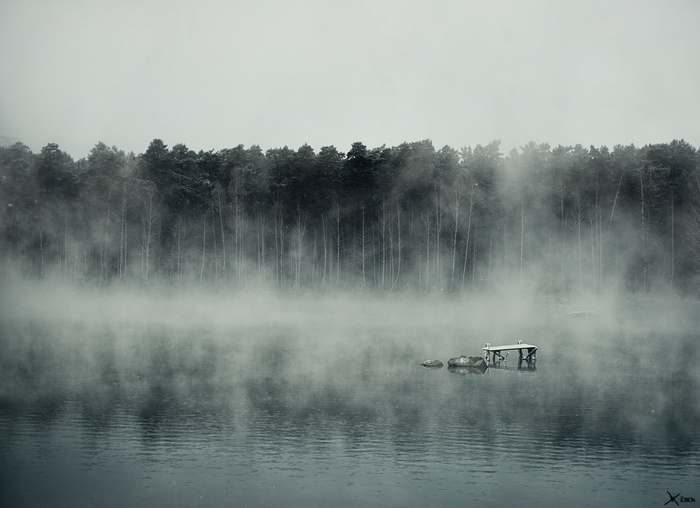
520,192,524,283
560,180,565,291
200,215,206,283
259,213,266,283
488,232,493,287
609,171,624,227
447,178,463,291
598,202,603,292
472,221,477,286
461,181,474,290
212,215,218,282
379,199,389,289
334,203,341,285
424,213,430,290
274,202,283,287
294,209,306,288
100,241,105,283
321,214,328,285
143,217,150,280
640,171,646,291
83,233,88,279
215,186,227,281
596,169,602,292
392,202,402,291
503,222,508,284
389,219,394,287
351,220,356,283
575,200,583,292
451,213,459,289
140,184,160,281
39,223,44,278
177,220,181,285
560,180,564,229
119,192,126,279
590,210,595,292
435,184,442,289
312,228,317,286
63,213,69,276
372,227,376,284
105,185,112,282
232,170,241,284
671,191,675,285
254,212,266,284
361,205,366,287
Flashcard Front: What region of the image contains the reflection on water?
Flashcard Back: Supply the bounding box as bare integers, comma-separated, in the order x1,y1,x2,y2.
1,321,699,507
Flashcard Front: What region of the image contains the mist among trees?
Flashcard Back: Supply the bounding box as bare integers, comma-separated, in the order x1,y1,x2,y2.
2,138,700,295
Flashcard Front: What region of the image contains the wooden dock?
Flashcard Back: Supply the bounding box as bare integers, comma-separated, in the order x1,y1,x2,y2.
482,340,537,363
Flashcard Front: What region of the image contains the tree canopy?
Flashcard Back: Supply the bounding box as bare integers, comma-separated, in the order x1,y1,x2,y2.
1,138,699,295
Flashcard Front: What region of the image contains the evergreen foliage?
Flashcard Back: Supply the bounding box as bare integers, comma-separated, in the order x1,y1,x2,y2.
1,138,699,295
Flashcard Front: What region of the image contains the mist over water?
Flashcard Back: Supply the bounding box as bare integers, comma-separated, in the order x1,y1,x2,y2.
1,281,699,507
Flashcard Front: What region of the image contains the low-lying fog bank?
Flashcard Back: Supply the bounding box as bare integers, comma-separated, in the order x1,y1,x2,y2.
3,279,700,388
3,278,700,334
1,278,699,455
2,282,698,390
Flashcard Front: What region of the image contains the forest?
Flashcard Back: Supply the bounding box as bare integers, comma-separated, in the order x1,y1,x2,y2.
1,138,699,296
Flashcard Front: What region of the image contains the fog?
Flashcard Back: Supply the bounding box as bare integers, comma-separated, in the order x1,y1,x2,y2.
2,274,698,443
2,269,699,507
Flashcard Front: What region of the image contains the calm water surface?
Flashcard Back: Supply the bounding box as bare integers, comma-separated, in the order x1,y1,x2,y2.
1,300,699,507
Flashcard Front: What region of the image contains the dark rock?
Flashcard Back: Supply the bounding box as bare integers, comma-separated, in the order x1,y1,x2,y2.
447,355,487,368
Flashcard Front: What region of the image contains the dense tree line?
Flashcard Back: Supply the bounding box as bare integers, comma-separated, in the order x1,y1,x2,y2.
1,138,700,295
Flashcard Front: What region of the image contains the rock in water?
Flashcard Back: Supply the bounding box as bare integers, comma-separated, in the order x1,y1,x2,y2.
469,356,486,369
447,355,486,368
421,359,444,367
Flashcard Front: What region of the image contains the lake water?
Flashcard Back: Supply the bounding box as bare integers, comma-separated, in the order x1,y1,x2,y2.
1,290,699,507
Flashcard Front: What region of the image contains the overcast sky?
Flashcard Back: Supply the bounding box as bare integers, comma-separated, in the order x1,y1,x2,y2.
1,0,698,159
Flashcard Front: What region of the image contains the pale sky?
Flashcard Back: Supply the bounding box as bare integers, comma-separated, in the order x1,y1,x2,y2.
1,0,699,159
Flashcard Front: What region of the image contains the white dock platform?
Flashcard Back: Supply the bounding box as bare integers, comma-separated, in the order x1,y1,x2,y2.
482,341,537,362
